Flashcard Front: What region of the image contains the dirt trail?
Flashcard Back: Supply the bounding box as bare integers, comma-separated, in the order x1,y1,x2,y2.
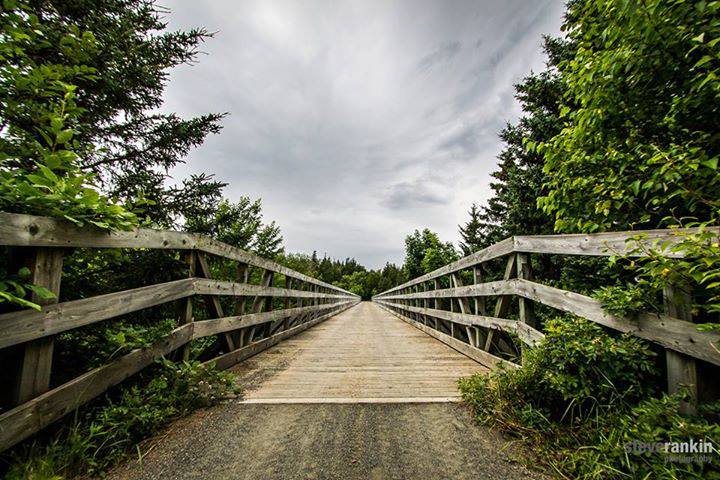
108,402,543,480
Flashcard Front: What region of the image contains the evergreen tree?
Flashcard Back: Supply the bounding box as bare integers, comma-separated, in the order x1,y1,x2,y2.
460,37,571,248
458,203,483,255
185,197,284,257
5,0,226,227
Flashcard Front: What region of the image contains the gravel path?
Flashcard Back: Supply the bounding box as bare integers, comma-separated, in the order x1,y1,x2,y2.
107,402,543,480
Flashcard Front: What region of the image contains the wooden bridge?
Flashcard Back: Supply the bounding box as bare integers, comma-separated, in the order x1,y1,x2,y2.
1,212,719,478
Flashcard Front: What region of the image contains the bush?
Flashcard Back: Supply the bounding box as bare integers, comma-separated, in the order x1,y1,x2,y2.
571,394,720,479
459,316,720,479
459,317,657,428
4,360,240,479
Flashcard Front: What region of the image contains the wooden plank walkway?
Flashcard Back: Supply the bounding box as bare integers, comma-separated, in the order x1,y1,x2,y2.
232,301,487,403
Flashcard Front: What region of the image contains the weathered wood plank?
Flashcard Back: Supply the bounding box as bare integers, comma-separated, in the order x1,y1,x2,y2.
0,212,358,298
513,279,720,366
192,301,353,339
208,302,357,370
0,324,194,452
0,278,195,349
374,300,543,346
379,279,720,366
193,279,354,300
0,212,197,250
663,285,697,414
375,227,719,298
494,255,517,318
197,236,357,296
195,252,235,352
450,274,471,314
379,280,516,301
512,227,719,258
375,303,517,370
516,253,535,329
14,248,64,404
241,302,484,403
177,251,196,361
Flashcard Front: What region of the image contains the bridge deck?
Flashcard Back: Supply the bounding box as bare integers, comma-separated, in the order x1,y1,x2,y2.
233,301,486,403
107,302,544,480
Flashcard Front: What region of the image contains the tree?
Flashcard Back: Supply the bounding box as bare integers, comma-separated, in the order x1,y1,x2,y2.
0,1,139,309
458,203,483,255
1,0,227,229
539,1,720,233
403,229,458,278
12,0,224,180
537,0,720,318
460,37,570,251
185,198,284,257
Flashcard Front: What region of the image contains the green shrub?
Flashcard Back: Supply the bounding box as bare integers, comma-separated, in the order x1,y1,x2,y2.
459,317,720,479
557,393,720,479
57,318,178,371
4,360,240,479
459,317,657,428
594,283,659,318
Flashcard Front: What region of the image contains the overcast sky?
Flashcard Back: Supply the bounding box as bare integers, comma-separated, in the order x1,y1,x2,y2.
162,0,565,268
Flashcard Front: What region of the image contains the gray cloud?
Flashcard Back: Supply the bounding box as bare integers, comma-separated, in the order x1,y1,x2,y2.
382,179,450,210
162,0,564,268
417,41,462,73
438,126,480,157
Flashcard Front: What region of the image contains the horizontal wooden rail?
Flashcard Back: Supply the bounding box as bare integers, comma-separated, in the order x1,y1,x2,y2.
0,279,195,349
374,299,543,346
0,212,356,296
208,305,347,370
0,279,355,349
380,280,515,300
374,226,720,411
193,279,355,300
379,227,718,296
0,302,355,452
376,279,720,366
375,302,518,370
0,211,360,453
192,302,354,339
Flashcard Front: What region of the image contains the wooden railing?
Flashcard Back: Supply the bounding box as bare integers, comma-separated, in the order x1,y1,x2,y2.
0,212,360,451
373,228,720,404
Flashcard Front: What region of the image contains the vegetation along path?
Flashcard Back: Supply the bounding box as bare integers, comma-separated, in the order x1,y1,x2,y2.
107,303,543,480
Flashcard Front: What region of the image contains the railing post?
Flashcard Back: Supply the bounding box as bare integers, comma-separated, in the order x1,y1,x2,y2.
451,273,472,344
313,284,319,319
433,280,440,330
283,277,293,331
491,255,518,356
293,280,305,327
422,282,428,325
516,253,536,329
663,284,697,414
472,265,485,349
178,250,196,361
415,284,421,322
13,247,64,404
234,262,249,346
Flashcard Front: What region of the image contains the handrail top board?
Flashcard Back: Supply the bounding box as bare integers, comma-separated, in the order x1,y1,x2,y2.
375,226,719,297
0,212,358,297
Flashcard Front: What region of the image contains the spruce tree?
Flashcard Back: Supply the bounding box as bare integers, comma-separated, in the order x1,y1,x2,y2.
458,203,483,255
